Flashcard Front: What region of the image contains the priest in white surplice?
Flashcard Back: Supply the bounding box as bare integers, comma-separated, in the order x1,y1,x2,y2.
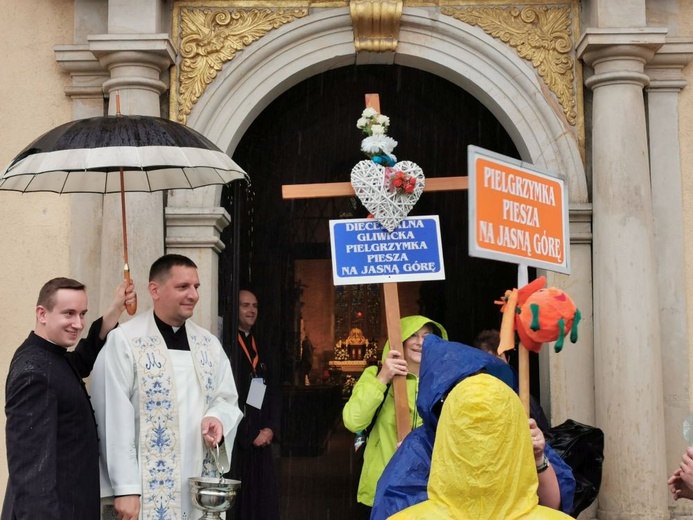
92,254,242,520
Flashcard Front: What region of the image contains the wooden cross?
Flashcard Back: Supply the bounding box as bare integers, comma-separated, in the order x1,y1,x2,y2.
281,94,468,441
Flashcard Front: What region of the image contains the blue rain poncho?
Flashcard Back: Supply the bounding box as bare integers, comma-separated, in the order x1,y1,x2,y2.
371,335,575,519
388,373,572,519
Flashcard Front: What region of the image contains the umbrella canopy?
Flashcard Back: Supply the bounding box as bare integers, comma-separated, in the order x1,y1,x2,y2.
0,113,248,315
0,115,247,192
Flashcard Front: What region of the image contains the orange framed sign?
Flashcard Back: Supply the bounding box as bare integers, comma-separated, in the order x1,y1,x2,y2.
468,146,570,274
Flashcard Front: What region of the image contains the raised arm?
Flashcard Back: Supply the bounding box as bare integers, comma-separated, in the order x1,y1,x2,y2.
69,279,135,377
530,418,562,510
99,278,136,339
342,366,390,433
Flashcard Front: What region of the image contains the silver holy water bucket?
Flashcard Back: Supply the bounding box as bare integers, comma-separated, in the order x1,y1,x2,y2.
189,476,241,519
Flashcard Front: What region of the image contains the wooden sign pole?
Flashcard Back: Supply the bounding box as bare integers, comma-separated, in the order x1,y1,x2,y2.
382,283,411,441
519,346,530,416
517,264,530,416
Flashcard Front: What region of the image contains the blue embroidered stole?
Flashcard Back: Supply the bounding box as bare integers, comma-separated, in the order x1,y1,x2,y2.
128,314,219,519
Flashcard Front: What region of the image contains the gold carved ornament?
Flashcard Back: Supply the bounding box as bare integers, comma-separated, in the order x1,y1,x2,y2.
350,0,403,52
442,6,577,126
176,7,308,124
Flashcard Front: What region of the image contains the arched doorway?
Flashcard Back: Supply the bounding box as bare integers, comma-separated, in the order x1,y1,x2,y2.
218,64,541,518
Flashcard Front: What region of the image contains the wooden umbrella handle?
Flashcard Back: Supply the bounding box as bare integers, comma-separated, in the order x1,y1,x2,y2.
124,264,137,315
119,165,136,316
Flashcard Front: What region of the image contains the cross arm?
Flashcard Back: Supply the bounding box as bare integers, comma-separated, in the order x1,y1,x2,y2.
281,176,468,200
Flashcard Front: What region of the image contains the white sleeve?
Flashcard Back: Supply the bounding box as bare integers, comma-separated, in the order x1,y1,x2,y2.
92,328,142,497
204,341,243,469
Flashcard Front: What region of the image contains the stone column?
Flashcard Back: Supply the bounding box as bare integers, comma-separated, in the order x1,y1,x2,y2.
54,45,110,304
645,38,693,517
88,34,175,313
578,29,669,519
165,207,231,333
543,204,595,426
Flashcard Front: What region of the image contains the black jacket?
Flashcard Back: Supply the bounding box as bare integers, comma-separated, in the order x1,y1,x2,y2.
2,319,105,520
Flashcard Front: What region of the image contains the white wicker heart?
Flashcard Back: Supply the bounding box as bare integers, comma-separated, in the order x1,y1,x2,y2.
350,160,425,232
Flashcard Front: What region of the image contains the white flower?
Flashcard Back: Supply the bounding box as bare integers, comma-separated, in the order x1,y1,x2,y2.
370,124,385,135
361,135,398,155
356,117,369,129
376,114,390,126
362,107,378,118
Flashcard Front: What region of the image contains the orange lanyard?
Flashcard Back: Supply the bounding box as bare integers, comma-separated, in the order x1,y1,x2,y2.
238,332,259,373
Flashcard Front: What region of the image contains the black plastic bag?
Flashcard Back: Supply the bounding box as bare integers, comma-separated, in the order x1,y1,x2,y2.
545,419,604,517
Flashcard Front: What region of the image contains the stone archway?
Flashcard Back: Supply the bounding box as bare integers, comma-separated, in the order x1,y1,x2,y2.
179,7,587,201
167,5,593,423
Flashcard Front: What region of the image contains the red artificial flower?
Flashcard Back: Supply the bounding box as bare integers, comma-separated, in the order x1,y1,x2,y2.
404,184,415,194
393,178,403,188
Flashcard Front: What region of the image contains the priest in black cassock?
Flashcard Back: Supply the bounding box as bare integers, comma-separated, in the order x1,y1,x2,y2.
229,289,281,520
2,277,134,520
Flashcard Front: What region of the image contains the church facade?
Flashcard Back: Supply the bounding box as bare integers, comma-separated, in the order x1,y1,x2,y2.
1,0,692,518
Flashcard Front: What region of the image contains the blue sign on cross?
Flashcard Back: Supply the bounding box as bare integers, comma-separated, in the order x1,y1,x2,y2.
329,216,445,286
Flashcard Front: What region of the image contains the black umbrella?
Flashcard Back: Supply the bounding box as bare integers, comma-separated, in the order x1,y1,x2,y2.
1,103,248,314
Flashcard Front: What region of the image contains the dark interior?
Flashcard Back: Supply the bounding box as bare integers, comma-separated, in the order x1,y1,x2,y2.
219,64,539,519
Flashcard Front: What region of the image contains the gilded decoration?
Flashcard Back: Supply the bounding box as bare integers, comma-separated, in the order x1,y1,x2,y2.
350,0,403,52
174,6,308,123
442,5,577,126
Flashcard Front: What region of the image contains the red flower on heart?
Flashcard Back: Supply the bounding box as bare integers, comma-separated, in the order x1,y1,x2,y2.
384,167,417,195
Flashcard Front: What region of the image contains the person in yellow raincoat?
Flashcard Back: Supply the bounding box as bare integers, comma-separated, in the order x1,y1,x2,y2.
342,315,447,516
389,373,572,519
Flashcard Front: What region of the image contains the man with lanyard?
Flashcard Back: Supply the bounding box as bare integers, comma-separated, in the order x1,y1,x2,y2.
229,289,280,520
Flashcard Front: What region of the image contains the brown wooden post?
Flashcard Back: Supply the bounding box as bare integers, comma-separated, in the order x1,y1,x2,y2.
519,345,530,416
382,283,411,441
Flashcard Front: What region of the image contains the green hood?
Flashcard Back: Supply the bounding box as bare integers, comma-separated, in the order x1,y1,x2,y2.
381,315,448,360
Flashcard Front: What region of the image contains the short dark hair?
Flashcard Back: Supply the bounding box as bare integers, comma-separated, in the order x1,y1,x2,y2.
425,322,442,337
474,329,500,356
37,278,86,310
149,254,197,282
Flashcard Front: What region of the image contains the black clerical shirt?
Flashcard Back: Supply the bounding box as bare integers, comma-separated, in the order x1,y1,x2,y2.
154,313,191,351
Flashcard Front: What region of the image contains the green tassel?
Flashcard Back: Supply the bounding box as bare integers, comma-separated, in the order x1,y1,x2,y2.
555,318,566,353
571,309,582,343
530,303,540,331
